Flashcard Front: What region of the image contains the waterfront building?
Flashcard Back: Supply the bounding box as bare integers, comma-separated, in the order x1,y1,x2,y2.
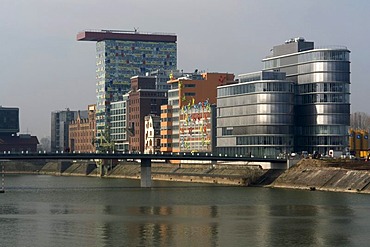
128,76,167,152
77,30,177,145
144,115,161,154
69,105,96,153
51,109,86,152
0,106,19,134
110,94,130,152
349,129,369,158
217,71,295,158
0,106,38,152
161,72,235,153
262,37,351,154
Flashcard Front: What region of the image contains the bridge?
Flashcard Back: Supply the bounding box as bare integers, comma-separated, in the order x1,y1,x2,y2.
0,152,289,187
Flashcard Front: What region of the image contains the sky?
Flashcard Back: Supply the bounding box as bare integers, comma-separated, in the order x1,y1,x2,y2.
0,0,369,139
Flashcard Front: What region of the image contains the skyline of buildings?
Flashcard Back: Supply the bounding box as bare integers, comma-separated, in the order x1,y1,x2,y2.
1,30,358,157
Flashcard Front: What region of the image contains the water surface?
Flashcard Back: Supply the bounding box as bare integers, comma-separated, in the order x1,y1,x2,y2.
1,175,370,246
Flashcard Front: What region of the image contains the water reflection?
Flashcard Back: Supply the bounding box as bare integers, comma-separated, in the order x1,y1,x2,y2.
94,205,220,246
0,175,369,247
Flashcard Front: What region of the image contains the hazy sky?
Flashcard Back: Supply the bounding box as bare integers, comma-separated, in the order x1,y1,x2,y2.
0,0,369,138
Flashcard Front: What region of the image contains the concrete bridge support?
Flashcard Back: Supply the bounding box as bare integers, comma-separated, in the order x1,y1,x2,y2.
141,159,152,188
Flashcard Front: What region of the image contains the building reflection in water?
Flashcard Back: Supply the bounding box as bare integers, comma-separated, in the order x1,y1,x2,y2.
94,204,220,246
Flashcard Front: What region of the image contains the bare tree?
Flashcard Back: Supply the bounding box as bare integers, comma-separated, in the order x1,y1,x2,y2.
350,112,370,130
38,136,51,152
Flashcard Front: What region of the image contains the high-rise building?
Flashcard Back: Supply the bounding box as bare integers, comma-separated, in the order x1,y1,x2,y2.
262,37,350,154
77,30,177,143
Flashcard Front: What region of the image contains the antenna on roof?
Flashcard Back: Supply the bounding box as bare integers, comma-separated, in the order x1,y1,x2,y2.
134,27,139,33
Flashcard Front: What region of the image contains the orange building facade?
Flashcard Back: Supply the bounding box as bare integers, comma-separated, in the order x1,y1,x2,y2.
160,72,235,153
69,105,96,153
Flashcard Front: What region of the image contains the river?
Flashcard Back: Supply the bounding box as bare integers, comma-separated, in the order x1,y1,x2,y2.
0,174,370,246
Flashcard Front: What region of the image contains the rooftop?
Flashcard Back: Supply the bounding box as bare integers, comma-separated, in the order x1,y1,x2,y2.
77,29,177,42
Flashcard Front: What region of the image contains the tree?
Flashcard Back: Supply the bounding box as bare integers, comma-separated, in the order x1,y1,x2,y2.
38,136,51,152
350,112,370,130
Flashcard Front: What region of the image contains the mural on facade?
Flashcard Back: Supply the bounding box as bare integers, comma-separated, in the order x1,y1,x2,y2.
179,97,212,152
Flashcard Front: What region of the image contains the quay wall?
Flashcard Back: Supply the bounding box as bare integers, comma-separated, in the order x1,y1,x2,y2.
271,159,370,194
1,159,370,194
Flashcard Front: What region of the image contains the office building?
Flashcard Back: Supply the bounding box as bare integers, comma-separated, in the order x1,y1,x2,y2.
0,106,38,152
161,72,235,153
262,37,350,154
217,71,295,158
110,94,130,152
129,76,167,152
0,106,19,135
51,109,87,152
77,30,177,143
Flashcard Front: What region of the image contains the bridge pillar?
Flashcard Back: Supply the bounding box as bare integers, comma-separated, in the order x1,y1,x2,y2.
140,158,152,188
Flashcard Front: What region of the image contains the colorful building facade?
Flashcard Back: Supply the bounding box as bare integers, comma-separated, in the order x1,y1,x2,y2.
161,72,235,153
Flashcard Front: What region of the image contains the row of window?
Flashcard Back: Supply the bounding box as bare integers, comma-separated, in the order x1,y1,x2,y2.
218,81,294,97
218,104,294,117
220,125,293,136
299,93,349,104
217,114,294,126
218,94,294,108
298,72,350,83
263,50,350,69
298,82,349,94
296,125,348,136
236,136,294,146
298,61,350,74
296,136,347,146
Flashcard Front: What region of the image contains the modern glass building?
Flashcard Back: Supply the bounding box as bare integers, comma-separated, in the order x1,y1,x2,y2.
77,30,177,144
110,94,129,152
262,38,350,154
217,71,295,158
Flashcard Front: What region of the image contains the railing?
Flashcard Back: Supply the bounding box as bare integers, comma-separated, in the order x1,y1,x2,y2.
0,151,287,163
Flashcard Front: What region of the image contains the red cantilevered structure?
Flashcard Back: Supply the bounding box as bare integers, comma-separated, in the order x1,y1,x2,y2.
76,30,177,43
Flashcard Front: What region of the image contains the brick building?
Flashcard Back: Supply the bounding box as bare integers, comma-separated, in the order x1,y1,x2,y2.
69,105,96,153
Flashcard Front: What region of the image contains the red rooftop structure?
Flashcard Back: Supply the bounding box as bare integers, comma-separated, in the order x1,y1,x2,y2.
76,30,177,42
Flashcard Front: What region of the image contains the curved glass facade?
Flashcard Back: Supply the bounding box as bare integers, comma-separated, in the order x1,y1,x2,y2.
217,74,294,158
263,46,350,154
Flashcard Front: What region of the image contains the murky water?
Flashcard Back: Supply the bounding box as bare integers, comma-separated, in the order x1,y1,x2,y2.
1,174,370,246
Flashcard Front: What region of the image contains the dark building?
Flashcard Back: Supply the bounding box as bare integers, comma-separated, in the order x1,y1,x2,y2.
0,106,38,152
0,106,19,134
128,76,167,152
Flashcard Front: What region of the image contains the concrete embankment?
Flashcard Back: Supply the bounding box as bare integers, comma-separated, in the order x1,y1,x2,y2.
0,160,265,186
108,163,265,186
271,159,370,194
2,159,370,193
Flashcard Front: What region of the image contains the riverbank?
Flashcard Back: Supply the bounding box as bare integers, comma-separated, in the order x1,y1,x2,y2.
1,159,370,194
270,159,370,194
0,161,265,186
